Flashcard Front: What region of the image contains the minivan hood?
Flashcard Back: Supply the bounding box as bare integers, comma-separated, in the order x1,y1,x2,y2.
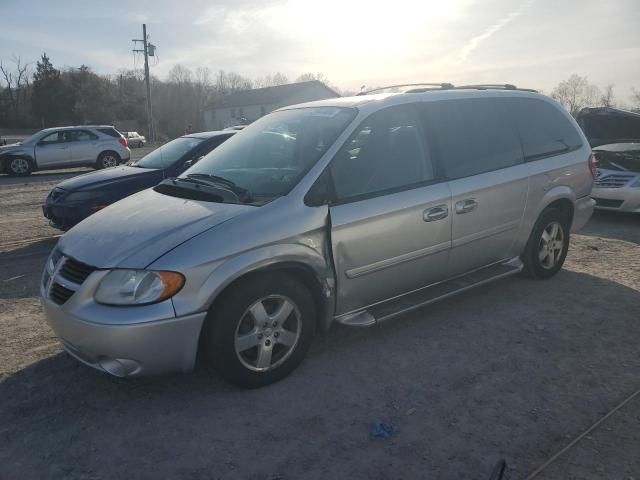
56,165,159,191
57,188,254,268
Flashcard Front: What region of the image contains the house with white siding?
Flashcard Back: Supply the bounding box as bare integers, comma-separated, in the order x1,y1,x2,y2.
203,81,340,131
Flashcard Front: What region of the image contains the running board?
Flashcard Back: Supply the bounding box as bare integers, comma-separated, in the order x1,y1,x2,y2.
335,259,523,327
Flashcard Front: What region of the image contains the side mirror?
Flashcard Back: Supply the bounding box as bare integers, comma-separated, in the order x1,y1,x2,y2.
183,156,204,171
305,173,333,206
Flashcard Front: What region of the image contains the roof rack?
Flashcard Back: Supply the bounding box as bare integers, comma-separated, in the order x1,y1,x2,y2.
454,83,537,92
357,83,454,96
356,82,537,96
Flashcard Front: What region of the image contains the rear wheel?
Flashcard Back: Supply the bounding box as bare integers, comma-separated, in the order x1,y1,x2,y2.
202,272,316,388
6,157,32,176
521,208,570,279
96,151,120,169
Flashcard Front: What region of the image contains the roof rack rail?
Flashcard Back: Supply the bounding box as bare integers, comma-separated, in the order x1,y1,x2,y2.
357,83,454,96
454,84,538,92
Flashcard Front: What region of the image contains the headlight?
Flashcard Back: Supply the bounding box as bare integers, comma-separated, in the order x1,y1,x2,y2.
95,270,185,306
65,191,101,202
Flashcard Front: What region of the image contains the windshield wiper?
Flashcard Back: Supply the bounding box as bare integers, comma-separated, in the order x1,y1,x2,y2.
185,173,253,202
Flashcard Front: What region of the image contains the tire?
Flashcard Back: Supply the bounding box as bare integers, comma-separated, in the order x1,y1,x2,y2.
521,207,570,279
5,157,32,176
202,272,316,388
96,151,120,169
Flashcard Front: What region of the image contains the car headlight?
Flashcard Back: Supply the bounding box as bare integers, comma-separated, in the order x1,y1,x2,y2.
65,191,101,202
95,270,185,306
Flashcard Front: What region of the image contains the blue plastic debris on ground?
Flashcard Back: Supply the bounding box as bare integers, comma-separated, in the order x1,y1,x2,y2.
370,420,395,438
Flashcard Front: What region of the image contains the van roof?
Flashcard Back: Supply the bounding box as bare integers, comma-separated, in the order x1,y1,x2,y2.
279,88,549,111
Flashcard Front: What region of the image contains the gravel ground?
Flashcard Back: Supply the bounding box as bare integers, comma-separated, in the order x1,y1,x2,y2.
0,165,639,480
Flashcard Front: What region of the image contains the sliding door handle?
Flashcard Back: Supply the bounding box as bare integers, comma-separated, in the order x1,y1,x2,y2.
455,198,478,214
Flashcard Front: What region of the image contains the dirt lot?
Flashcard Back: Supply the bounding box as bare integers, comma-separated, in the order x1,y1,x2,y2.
1,162,639,479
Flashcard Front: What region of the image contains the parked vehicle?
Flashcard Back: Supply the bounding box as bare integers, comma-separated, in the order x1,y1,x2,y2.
124,131,146,148
41,85,594,387
43,131,235,230
577,107,640,213
0,126,130,176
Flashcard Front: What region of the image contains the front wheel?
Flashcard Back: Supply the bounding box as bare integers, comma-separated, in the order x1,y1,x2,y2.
521,208,570,279
6,157,32,176
202,273,316,388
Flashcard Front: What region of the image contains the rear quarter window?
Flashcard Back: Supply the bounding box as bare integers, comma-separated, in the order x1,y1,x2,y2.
96,127,122,138
503,97,583,160
424,98,523,179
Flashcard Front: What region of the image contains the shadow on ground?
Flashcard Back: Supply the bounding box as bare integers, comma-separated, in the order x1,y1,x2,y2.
580,210,640,245
2,270,639,479
0,238,57,300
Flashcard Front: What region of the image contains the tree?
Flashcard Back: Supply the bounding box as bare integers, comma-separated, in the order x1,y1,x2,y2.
0,55,32,125
296,72,331,85
254,72,289,88
599,84,615,108
630,88,640,112
551,74,601,117
31,53,66,126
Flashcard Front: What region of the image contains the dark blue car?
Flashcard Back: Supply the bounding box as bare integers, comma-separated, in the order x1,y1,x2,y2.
43,131,235,230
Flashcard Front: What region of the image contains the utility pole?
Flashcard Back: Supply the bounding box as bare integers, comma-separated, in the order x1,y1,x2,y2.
132,24,154,142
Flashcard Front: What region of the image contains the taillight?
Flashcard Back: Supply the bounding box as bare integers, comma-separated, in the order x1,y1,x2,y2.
119,135,128,148
588,152,597,178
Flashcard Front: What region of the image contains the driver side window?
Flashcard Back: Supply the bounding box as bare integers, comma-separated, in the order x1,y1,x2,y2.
330,104,434,202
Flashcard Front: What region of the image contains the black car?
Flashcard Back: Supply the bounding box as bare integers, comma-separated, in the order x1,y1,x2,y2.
43,131,235,230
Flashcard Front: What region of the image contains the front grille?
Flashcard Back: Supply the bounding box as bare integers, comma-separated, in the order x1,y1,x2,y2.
50,283,75,305
60,258,96,284
49,187,67,202
44,250,97,305
594,198,624,208
593,174,635,189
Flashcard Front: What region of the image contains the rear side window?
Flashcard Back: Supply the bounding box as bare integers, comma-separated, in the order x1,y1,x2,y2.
424,98,522,179
504,97,582,160
97,127,122,138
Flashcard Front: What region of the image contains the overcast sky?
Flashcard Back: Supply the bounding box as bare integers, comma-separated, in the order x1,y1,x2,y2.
1,0,639,101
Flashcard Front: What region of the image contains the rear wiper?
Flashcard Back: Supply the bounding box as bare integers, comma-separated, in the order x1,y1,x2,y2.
185,173,253,202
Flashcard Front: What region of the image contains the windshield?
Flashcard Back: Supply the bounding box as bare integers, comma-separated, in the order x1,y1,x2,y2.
183,107,357,202
133,137,203,169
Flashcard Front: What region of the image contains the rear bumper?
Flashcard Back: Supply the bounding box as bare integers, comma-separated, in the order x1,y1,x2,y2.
571,196,596,231
41,295,206,377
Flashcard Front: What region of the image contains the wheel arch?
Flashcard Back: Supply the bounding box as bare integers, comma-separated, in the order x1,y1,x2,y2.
188,244,335,334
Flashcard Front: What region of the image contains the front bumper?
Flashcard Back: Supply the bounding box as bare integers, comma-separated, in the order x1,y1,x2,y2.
41,295,206,377
571,196,596,232
42,202,93,230
592,186,640,213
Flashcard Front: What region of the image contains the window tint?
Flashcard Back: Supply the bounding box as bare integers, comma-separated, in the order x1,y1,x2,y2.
68,130,98,142
39,132,63,144
504,97,582,159
425,98,522,179
97,127,121,138
330,104,434,201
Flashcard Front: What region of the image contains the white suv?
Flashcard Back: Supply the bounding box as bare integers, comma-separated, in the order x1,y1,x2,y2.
0,126,131,176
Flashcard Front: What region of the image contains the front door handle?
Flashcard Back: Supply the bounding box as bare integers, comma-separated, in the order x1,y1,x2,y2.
455,198,478,214
423,204,449,222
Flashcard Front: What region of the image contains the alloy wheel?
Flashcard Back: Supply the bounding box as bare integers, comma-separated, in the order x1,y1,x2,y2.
234,295,302,372
538,221,564,269
10,158,29,174
102,155,117,168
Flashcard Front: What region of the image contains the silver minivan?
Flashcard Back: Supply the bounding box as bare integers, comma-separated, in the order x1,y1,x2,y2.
41,85,595,387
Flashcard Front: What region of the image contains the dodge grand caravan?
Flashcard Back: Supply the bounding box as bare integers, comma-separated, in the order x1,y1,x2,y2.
41,84,595,388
